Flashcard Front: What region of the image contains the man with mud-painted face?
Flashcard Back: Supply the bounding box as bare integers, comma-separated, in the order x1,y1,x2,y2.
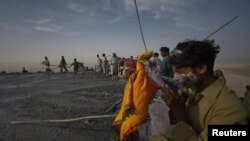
150,40,248,141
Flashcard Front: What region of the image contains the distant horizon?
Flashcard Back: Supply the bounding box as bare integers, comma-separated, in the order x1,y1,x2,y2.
1,59,249,73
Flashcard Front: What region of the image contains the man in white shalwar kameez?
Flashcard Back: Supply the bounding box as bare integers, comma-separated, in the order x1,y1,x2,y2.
110,52,119,77
96,54,103,73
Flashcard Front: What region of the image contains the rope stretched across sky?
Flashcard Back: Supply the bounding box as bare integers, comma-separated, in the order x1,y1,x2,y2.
203,15,239,40
134,0,147,51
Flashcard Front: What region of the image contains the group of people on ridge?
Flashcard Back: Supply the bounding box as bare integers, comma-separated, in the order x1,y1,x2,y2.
41,56,85,75
95,52,136,79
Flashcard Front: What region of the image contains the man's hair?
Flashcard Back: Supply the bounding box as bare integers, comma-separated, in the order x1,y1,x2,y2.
160,47,170,53
102,53,105,56
172,40,220,73
153,52,159,57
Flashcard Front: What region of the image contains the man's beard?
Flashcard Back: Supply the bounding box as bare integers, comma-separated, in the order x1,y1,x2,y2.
174,72,200,88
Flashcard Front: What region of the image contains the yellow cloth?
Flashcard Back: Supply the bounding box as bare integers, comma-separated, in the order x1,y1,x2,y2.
137,51,154,63
113,62,158,140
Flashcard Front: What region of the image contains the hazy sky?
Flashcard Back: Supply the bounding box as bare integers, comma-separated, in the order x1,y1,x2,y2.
0,0,249,72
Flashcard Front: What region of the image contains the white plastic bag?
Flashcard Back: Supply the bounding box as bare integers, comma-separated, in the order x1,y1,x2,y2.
148,98,174,136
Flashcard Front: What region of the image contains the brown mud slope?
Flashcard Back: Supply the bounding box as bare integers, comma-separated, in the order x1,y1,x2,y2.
0,72,125,141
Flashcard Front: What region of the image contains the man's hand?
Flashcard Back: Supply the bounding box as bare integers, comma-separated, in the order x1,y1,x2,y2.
161,85,188,123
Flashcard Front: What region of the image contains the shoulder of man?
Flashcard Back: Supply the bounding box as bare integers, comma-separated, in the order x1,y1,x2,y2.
211,86,248,124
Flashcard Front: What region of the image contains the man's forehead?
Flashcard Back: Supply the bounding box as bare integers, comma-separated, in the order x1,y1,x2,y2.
175,65,194,73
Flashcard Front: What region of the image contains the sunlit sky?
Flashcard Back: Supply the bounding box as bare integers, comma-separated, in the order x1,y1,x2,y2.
0,0,249,72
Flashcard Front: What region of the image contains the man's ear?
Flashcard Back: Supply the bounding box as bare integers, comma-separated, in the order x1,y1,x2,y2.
198,64,207,74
